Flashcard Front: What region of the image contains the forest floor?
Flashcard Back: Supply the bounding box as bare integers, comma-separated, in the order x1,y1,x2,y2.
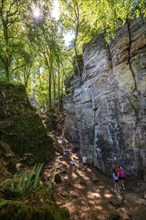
44,135,146,220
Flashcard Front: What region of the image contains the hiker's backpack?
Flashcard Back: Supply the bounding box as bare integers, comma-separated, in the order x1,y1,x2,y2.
120,169,125,178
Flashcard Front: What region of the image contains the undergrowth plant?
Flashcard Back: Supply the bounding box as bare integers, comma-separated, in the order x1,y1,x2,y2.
4,163,44,196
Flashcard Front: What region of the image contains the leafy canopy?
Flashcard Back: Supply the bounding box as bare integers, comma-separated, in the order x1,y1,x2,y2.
0,0,145,110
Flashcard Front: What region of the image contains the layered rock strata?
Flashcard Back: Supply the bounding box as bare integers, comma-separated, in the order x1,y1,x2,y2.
64,18,146,178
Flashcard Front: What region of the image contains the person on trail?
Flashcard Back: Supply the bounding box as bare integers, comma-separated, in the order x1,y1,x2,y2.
82,156,87,170
63,146,67,157
117,166,126,190
71,157,76,170
112,168,120,194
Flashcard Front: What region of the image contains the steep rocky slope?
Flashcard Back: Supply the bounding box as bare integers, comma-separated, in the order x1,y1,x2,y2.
44,135,146,220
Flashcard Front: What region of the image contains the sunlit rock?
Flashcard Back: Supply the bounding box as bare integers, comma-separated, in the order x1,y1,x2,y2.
64,18,146,178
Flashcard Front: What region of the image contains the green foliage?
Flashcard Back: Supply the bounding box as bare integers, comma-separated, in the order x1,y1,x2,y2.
0,198,70,220
33,163,44,190
0,186,69,219
0,0,145,110
60,0,146,46
4,163,44,197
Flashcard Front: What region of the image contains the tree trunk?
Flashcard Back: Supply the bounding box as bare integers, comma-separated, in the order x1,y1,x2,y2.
58,65,61,112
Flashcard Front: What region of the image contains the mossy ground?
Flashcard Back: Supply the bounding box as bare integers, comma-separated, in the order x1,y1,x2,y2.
0,188,70,220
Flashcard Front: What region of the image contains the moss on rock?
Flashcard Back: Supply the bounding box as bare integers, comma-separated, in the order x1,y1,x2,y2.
0,197,70,220
0,82,54,163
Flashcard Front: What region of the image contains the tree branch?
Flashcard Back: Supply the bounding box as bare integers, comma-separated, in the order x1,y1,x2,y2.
11,64,25,74
7,0,18,15
0,55,5,64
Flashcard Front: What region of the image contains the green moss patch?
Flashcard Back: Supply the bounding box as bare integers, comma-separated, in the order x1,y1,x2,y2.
0,82,54,163
0,198,70,220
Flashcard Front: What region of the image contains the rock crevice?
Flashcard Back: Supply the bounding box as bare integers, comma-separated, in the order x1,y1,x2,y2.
64,18,146,178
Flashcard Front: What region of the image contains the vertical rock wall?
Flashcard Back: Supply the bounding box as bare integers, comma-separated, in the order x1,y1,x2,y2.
64,18,146,178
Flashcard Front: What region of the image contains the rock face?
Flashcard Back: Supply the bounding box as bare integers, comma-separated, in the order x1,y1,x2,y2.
64,18,146,178
0,82,54,162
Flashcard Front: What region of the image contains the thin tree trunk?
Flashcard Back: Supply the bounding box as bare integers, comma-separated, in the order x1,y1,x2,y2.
53,73,56,108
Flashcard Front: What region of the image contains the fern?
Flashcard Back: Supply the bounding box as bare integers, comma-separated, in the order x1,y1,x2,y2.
33,163,44,191
17,171,27,193
10,182,14,191
7,163,44,195
20,173,28,193
25,164,37,189
10,174,17,191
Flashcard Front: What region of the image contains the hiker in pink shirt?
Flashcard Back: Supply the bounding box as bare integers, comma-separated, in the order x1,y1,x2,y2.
117,166,126,190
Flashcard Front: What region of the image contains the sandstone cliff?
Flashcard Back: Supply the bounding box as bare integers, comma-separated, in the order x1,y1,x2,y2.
64,18,146,178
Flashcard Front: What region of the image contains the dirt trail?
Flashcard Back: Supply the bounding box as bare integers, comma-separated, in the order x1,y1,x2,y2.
44,135,146,220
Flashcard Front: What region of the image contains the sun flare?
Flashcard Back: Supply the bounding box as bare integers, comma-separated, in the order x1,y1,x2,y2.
33,8,41,18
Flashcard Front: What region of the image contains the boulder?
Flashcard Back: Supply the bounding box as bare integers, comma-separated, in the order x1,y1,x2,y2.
0,82,54,163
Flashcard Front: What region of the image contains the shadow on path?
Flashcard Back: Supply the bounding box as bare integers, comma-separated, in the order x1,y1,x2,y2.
44,135,146,220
